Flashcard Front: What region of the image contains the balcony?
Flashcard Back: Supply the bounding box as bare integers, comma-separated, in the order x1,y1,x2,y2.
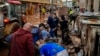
19,0,50,3
19,0,63,5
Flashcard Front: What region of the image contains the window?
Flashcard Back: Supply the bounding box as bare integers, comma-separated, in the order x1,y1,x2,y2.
2,6,8,17
21,4,26,14
0,6,4,27
10,4,21,18
0,3,8,26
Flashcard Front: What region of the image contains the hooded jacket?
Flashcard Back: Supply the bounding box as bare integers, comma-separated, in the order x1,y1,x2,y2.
10,28,34,56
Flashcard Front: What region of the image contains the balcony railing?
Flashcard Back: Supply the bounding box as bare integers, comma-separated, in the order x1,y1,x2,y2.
19,0,63,5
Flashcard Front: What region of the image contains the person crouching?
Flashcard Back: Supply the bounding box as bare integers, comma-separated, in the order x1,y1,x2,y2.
36,39,69,56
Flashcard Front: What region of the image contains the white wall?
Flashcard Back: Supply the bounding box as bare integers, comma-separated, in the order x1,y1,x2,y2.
79,0,86,8
93,0,99,12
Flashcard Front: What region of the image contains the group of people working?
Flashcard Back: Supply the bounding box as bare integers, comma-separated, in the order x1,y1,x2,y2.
5,11,70,56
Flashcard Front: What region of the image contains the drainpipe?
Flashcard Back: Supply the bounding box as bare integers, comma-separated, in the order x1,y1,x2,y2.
51,0,53,13
66,0,67,7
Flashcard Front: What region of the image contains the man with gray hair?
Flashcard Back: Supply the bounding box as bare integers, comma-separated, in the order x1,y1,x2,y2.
10,23,34,56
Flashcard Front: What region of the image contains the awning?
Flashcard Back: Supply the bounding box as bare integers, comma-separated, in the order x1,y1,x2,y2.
7,0,21,4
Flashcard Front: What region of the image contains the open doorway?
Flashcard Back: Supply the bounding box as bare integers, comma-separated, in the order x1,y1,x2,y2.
94,30,100,56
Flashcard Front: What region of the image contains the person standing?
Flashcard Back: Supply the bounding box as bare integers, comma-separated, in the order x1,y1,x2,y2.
5,22,20,43
60,15,68,44
53,13,59,37
21,13,27,26
69,10,78,29
46,11,56,38
10,23,34,56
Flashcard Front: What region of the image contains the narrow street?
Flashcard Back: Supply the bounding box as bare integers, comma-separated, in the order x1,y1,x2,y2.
0,48,9,56
0,33,82,56
0,0,100,56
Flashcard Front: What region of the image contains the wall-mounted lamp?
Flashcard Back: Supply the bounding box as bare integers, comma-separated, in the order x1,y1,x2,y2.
5,3,9,6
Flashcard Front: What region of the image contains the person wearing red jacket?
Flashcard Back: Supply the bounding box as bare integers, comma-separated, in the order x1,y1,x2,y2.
10,23,34,56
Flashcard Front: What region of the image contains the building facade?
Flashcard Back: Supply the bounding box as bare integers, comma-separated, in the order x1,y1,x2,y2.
18,0,63,25
93,0,100,12
79,0,100,12
19,0,62,6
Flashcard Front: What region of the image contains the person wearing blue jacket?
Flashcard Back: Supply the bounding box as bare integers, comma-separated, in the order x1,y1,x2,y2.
46,11,56,38
37,39,69,56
